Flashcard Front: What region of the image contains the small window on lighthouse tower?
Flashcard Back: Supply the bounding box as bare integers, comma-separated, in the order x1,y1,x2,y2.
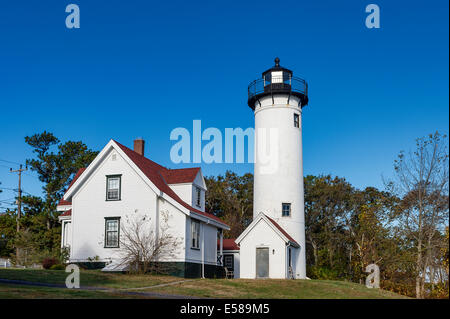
282,203,291,217
294,113,300,128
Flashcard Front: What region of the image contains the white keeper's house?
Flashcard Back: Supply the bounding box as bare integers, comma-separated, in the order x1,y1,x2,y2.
57,138,229,278
58,58,309,279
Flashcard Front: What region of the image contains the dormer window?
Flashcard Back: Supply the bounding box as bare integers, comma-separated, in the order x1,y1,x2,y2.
106,175,121,201
195,186,201,207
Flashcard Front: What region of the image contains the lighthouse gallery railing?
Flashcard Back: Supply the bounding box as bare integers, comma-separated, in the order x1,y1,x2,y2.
248,76,308,101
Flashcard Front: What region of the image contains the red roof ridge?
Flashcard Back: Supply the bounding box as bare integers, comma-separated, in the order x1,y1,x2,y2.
265,215,299,246
57,168,86,206
113,140,228,227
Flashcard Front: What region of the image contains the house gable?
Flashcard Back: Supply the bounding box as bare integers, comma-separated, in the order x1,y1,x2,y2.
62,139,228,229
235,213,299,247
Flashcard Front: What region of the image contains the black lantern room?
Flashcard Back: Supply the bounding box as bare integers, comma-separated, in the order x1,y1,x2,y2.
248,58,308,110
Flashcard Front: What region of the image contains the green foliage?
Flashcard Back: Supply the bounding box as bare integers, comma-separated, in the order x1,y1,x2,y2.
0,210,16,257
24,132,98,242
42,257,58,269
17,132,98,253
60,246,70,263
49,264,65,270
205,171,253,238
1,132,98,266
307,266,339,280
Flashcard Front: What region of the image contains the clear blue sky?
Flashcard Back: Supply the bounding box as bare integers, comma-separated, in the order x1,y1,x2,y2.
0,0,448,209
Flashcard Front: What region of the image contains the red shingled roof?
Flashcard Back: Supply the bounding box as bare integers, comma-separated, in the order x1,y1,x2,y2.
58,199,72,206
57,168,86,206
163,167,201,184
114,141,227,227
265,215,299,246
60,209,72,217
217,238,239,250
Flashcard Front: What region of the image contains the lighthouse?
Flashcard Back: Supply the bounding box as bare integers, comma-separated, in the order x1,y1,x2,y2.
236,58,308,279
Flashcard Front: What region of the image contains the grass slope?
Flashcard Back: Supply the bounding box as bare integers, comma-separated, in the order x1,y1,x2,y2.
147,278,408,299
0,269,408,299
0,284,138,299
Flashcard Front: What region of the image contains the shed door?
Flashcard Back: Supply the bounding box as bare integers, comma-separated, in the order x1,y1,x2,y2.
256,247,269,278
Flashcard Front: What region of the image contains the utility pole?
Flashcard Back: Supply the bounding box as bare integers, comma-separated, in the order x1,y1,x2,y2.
10,164,27,261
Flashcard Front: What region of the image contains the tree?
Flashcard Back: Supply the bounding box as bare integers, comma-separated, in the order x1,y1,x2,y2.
0,209,16,257
387,132,449,298
24,132,98,250
345,187,398,283
205,171,253,238
304,175,354,275
118,210,182,274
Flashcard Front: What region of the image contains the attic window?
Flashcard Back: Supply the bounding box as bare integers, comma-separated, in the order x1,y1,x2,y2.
106,175,121,201
195,187,201,207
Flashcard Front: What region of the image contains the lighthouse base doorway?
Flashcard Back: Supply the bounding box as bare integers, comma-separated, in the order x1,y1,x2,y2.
256,247,269,278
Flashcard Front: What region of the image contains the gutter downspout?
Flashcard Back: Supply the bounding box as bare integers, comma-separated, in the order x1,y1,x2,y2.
201,222,205,278
219,229,223,266
155,193,162,263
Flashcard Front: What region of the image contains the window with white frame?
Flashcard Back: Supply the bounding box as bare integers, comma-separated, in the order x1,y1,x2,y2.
282,203,291,217
106,175,121,201
105,217,120,248
191,219,200,249
195,186,201,207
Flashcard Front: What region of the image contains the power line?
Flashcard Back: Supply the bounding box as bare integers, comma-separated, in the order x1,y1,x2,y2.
0,187,18,192
0,158,22,166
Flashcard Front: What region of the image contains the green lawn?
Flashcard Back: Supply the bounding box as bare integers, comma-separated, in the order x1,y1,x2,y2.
0,268,180,288
0,268,409,299
0,284,144,299
143,278,409,299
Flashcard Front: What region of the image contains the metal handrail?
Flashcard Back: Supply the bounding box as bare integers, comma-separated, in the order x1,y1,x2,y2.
248,76,308,101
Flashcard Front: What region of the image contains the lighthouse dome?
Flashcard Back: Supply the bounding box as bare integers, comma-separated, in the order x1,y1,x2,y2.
247,57,308,109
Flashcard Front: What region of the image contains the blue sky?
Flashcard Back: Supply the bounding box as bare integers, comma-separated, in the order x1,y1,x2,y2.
0,0,448,209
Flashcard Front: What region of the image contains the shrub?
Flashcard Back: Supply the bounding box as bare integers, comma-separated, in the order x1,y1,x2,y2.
49,264,65,270
42,257,58,269
307,266,339,280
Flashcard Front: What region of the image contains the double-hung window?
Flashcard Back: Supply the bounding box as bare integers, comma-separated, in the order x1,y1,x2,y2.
191,219,200,249
105,217,120,248
106,175,121,201
282,203,291,217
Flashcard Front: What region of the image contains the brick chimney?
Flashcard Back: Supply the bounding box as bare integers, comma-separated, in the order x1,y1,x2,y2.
134,138,145,156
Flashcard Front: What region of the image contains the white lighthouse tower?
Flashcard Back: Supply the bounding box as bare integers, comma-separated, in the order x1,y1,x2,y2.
236,58,308,279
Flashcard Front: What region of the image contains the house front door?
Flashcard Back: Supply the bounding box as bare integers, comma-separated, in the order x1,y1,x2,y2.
256,247,269,278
